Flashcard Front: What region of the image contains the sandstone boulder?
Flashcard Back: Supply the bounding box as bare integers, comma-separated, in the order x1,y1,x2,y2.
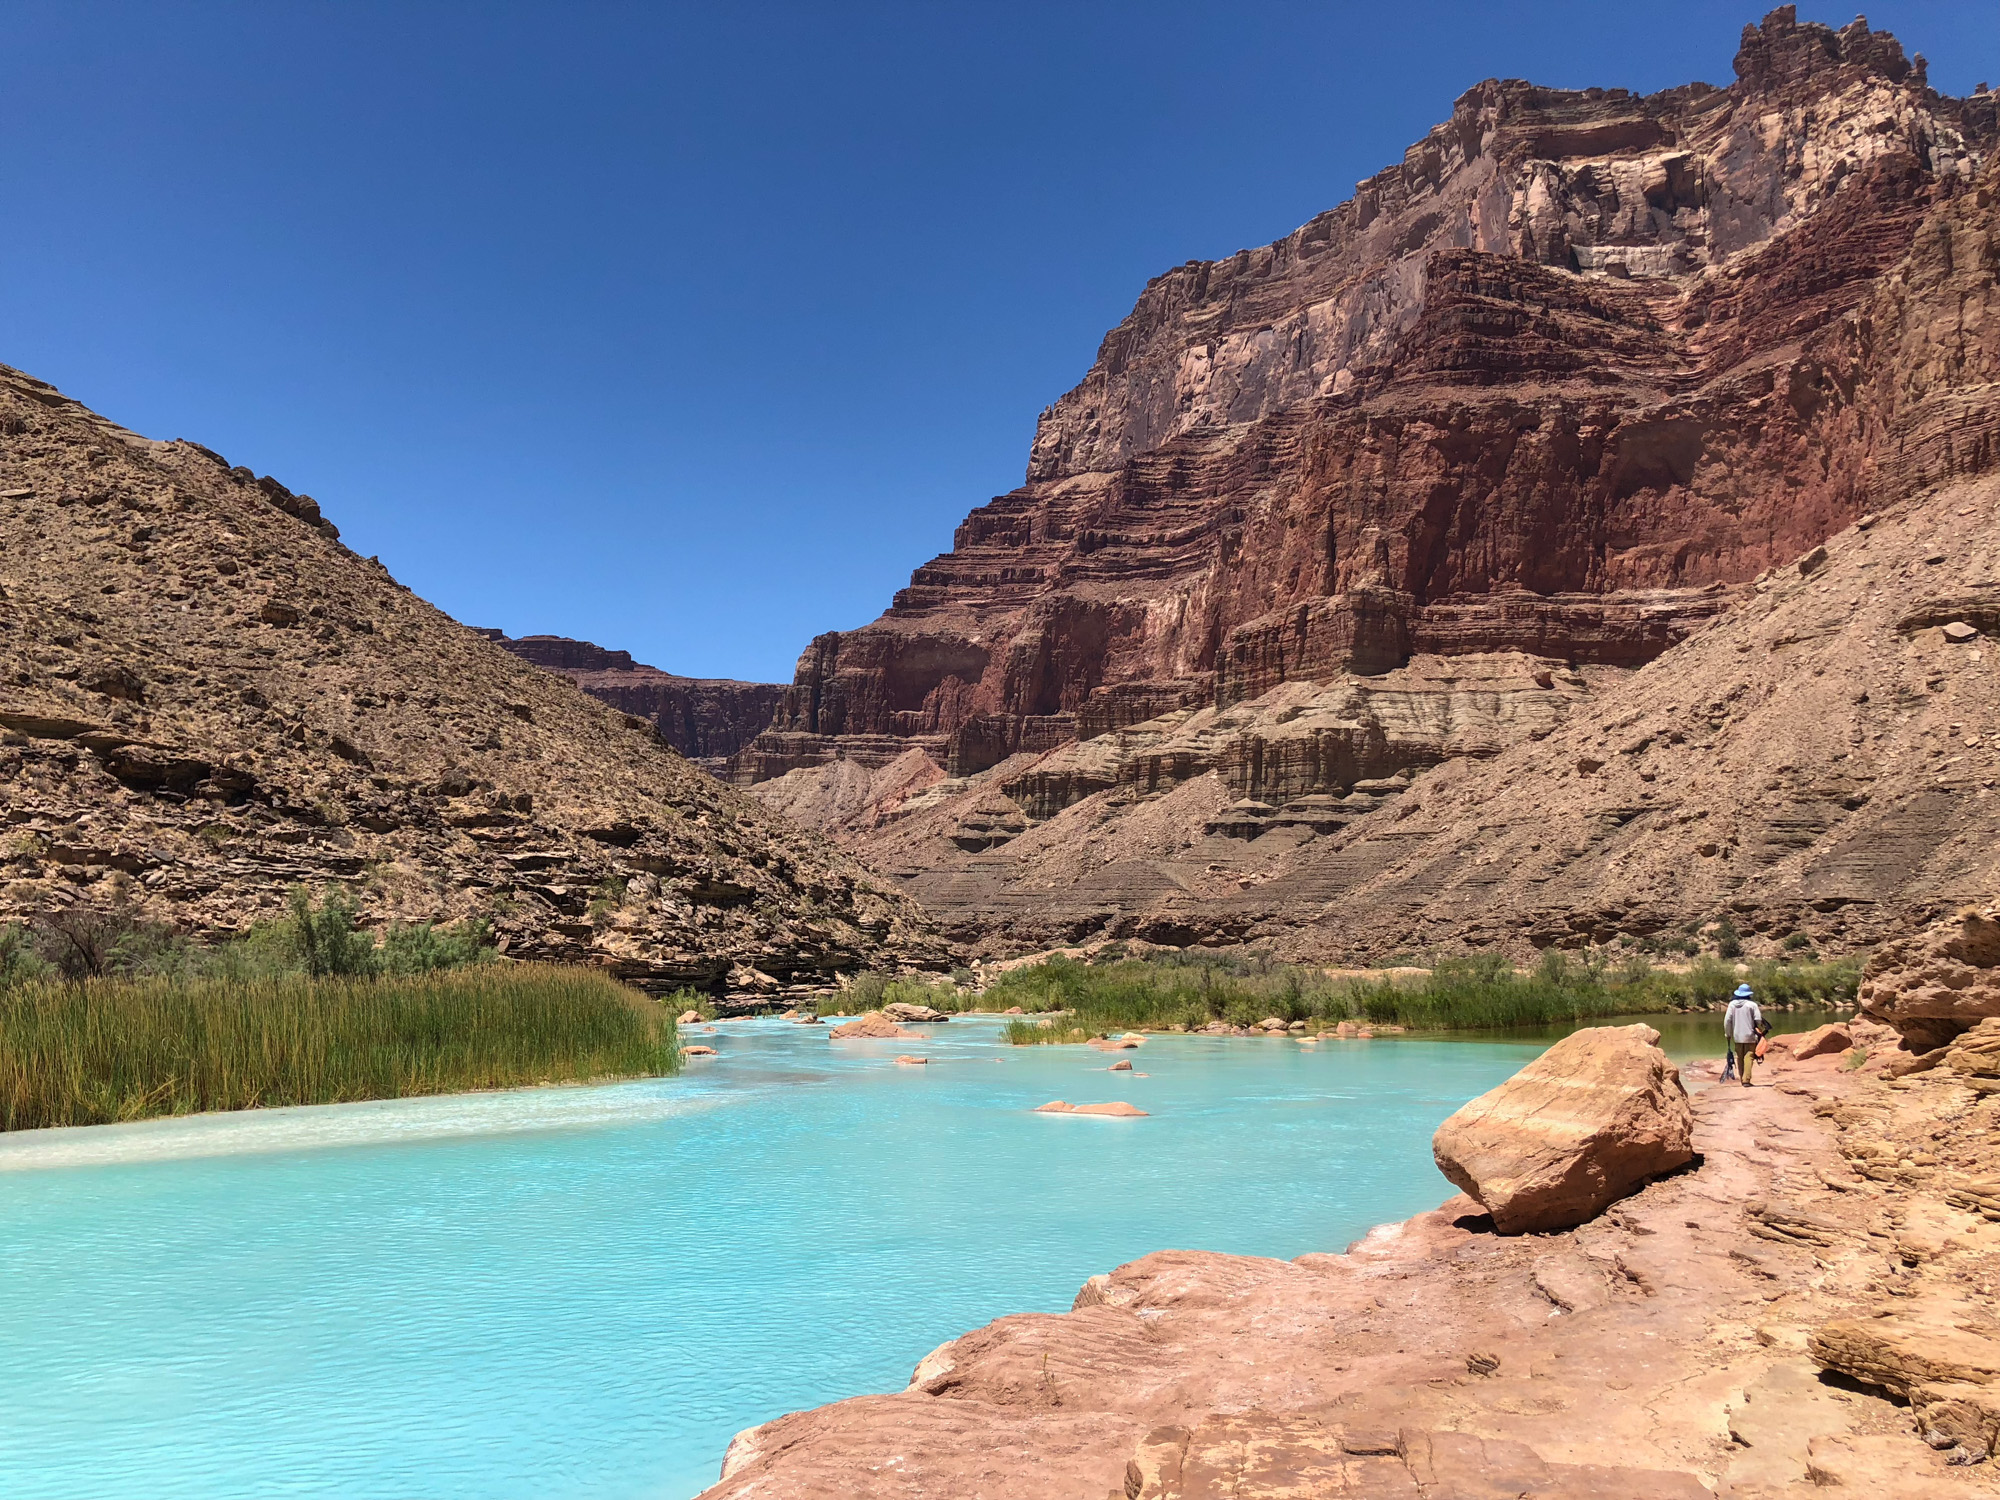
893,1055,928,1066
1431,1023,1694,1234
1859,904,2000,1051
683,1045,717,1057
827,1010,913,1040
676,1009,701,1025
1782,1022,1852,1060
882,1001,950,1023
1110,1059,1133,1071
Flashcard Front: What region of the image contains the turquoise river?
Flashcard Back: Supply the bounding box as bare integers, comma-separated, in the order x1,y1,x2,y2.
0,1012,1816,1499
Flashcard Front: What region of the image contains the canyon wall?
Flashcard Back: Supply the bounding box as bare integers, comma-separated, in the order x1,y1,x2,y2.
736,9,2000,957
481,632,783,773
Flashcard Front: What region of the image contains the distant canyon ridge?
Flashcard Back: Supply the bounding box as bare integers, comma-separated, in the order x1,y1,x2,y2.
530,7,2000,959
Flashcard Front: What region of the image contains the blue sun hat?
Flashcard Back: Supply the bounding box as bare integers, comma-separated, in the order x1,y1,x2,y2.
1733,983,1755,998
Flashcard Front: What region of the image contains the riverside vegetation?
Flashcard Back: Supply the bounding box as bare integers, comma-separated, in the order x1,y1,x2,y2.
0,889,679,1131
831,949,1861,1045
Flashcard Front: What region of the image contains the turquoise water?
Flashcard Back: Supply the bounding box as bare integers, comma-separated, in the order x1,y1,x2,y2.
0,1015,1736,1500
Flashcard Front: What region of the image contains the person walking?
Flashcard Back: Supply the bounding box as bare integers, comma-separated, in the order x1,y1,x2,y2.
1724,983,1766,1088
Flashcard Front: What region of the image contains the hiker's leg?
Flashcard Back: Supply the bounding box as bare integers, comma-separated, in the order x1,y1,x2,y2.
1739,1041,1756,1086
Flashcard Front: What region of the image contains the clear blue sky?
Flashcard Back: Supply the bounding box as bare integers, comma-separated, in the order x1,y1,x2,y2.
2,4,1993,682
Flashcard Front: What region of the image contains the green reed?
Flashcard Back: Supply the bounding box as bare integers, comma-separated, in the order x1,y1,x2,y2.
0,964,679,1131
992,951,1861,1044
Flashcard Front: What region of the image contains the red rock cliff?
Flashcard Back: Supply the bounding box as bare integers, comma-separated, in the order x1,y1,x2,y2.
483,631,784,772
733,9,1996,797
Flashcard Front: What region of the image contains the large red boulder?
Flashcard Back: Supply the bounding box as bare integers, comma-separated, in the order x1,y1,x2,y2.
1431,1023,1695,1234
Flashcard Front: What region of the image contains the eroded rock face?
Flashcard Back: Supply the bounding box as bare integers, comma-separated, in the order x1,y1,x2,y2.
1860,903,2000,1050
732,12,2000,960
0,367,946,994
1431,1023,1694,1233
735,10,1993,792
481,632,784,773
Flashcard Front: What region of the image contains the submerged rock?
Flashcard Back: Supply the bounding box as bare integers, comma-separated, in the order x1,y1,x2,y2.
1431,1023,1694,1233
1037,1099,1148,1117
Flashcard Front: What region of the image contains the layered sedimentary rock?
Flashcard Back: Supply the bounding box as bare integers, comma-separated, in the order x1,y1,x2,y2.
738,9,1996,829
1431,1023,1695,1233
0,366,945,995
741,10,2000,958
1861,902,2000,1050
481,632,783,773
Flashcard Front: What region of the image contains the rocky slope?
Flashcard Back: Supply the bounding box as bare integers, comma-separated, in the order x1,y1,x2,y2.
740,9,2000,957
479,631,783,774
0,367,945,996
702,1021,2000,1499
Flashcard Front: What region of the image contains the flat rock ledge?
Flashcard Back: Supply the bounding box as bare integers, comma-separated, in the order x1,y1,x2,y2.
703,1022,2000,1498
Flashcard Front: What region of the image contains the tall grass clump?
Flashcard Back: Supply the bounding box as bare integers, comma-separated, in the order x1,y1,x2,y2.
993,949,1862,1044
0,964,678,1131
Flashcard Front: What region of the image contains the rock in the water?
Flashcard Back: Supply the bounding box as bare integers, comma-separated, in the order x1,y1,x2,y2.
1035,1099,1147,1117
676,1009,702,1025
1431,1023,1694,1233
882,1001,950,1023
683,1045,717,1057
827,1010,913,1040
894,1054,928,1066
1110,1059,1133,1071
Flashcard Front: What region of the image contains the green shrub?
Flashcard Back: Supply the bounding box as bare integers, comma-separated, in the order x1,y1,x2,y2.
0,922,49,989
1713,916,1744,960
831,970,967,1013
286,886,378,977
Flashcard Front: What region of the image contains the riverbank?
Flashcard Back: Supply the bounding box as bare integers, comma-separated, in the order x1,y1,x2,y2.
0,964,678,1130
885,950,1861,1044
705,1024,1999,1498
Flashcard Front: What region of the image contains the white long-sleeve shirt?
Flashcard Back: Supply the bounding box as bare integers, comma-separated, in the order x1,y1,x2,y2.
1725,997,1764,1044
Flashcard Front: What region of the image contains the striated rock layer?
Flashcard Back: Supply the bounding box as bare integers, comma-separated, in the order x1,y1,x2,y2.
1431,1022,1695,1233
0,366,946,994
737,10,2000,958
479,631,783,774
